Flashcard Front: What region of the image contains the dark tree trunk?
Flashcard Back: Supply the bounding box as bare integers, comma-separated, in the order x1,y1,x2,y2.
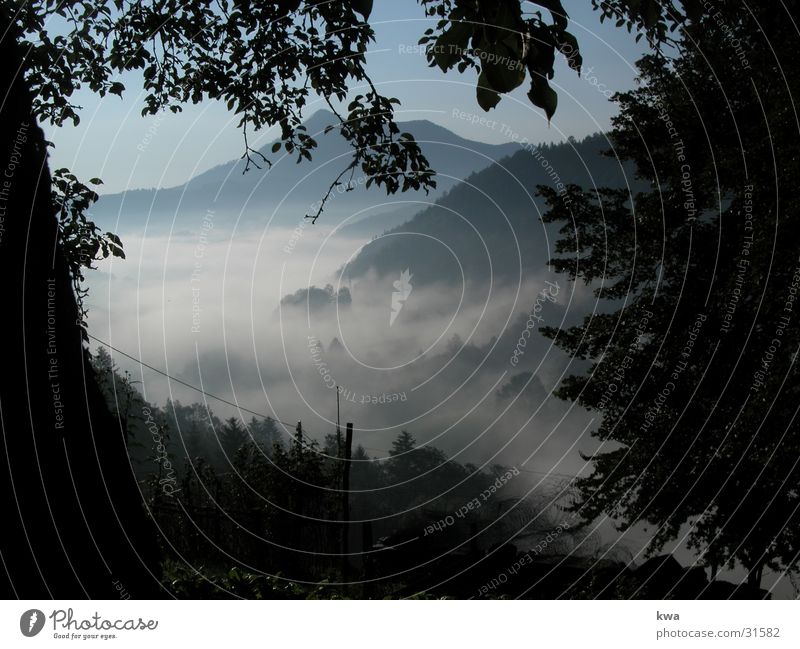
0,15,161,598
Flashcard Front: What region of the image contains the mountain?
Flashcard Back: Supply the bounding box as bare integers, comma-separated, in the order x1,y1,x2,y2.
341,133,642,287
334,205,420,239
91,110,520,232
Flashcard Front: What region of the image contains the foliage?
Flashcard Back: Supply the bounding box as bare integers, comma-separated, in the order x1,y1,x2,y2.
387,430,447,482
91,352,566,595
90,347,144,445
590,0,703,48
51,169,124,325
163,562,344,599
219,417,250,459
418,0,581,120
13,0,437,221
415,0,703,120
540,3,800,585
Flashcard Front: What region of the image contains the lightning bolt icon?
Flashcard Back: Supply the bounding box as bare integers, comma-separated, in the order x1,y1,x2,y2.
28,611,38,632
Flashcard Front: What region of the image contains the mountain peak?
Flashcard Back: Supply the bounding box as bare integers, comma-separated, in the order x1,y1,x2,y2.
302,108,338,133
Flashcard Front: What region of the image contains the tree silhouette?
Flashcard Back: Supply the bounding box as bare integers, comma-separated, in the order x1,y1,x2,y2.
219,417,250,460
0,14,160,597
387,430,446,483
540,3,800,589
91,347,144,446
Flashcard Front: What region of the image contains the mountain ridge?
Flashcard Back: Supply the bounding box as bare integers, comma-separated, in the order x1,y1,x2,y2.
340,133,641,287
91,109,533,231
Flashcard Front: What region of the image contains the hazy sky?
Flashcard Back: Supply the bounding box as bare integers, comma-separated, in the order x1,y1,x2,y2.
46,1,647,194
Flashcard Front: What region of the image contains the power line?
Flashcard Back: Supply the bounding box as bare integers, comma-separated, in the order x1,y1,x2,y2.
87,334,315,440
87,334,580,481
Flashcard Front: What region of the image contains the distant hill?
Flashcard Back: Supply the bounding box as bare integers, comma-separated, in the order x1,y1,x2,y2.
335,205,420,239
341,133,642,287
91,110,521,232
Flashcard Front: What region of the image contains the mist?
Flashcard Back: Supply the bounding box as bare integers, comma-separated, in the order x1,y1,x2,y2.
85,212,599,476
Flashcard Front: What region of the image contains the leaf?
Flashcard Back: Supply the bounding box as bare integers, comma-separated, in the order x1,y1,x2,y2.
642,0,660,30
527,76,557,122
532,0,569,31
682,0,704,22
525,24,556,78
481,42,526,93
476,70,502,111
106,232,123,246
277,0,302,14
431,21,473,72
271,142,281,153
558,31,582,73
351,0,373,20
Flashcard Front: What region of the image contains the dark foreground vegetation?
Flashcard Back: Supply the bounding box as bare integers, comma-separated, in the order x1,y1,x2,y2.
95,350,772,599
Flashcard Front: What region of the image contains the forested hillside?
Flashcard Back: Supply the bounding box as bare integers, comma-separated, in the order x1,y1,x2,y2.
343,133,643,286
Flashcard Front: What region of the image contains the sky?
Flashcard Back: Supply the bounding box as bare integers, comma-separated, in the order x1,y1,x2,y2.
45,1,647,194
